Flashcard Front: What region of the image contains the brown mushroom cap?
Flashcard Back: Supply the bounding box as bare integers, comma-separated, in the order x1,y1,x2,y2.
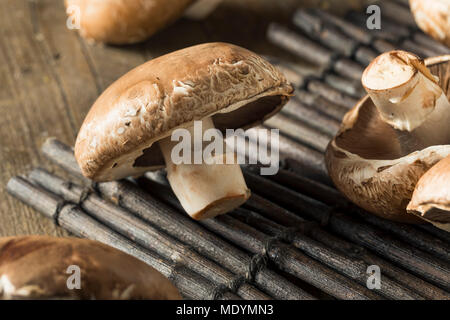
407,155,450,231
65,0,196,44
74,42,293,181
0,236,181,300
326,55,450,223
410,0,450,48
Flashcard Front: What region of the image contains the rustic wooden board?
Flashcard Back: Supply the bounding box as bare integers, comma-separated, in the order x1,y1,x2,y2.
0,0,364,236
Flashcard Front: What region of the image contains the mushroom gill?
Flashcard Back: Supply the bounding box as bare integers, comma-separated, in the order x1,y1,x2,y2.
326,52,450,223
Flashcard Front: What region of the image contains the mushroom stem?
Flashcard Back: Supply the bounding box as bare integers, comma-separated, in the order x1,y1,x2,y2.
158,117,250,220
362,51,450,154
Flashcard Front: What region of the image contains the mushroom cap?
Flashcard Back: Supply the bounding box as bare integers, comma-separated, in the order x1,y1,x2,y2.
65,0,195,44
0,236,181,300
407,155,450,231
74,42,293,181
410,0,450,48
326,55,450,223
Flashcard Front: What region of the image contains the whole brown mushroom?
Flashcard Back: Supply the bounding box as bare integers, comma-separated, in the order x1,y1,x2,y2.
74,42,293,220
326,51,450,223
0,236,181,300
65,0,223,44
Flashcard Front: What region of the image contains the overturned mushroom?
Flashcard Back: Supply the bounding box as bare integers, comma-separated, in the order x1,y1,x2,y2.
326,51,450,223
0,236,181,300
65,0,222,44
410,0,450,48
408,155,450,232
74,42,293,219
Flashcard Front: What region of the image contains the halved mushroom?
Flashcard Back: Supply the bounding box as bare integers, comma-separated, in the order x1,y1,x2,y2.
65,0,222,44
74,42,293,219
410,0,450,48
326,51,450,223
0,236,181,300
407,155,450,231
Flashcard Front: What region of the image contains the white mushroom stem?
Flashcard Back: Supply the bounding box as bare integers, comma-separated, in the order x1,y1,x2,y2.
362,51,450,153
183,0,223,20
158,117,250,220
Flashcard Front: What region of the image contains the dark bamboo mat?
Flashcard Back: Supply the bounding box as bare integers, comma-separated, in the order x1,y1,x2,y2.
7,1,450,300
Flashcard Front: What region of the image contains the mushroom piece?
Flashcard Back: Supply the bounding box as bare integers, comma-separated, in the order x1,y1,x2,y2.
407,155,450,232
0,236,181,300
74,42,293,220
326,51,450,223
65,0,222,44
410,0,450,48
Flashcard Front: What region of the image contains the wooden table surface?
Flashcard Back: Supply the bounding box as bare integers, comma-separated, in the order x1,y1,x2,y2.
0,0,363,237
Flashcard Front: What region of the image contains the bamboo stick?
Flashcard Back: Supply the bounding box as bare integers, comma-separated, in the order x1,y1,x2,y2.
242,171,450,291
264,114,331,153
6,176,240,300
256,130,330,184
28,168,271,300
346,11,408,42
331,58,364,81
312,9,402,56
280,97,341,136
377,1,417,28
417,225,450,244
260,168,450,264
265,54,365,98
392,0,410,7
267,23,333,67
323,74,365,99
293,9,378,66
401,39,440,58
313,9,373,45
293,9,359,57
242,193,450,300
231,208,423,300
267,23,364,80
346,10,443,57
354,46,378,66
412,33,450,55
307,80,358,109
295,89,348,121
372,39,397,54
40,138,314,300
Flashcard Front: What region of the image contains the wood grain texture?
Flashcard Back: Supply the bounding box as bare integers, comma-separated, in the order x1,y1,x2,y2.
0,0,361,236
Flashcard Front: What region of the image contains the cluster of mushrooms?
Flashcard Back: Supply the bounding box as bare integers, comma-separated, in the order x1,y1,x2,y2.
67,0,450,227
327,50,450,232
3,0,449,302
